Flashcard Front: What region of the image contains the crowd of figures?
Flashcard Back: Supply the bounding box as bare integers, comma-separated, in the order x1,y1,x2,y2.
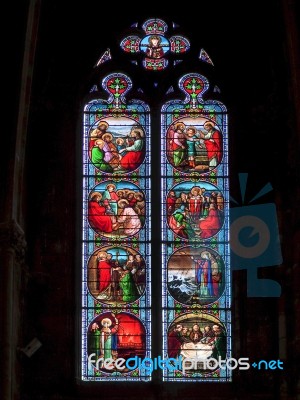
167,186,224,239
86,113,227,373
168,322,226,364
88,183,145,237
91,250,146,303
89,121,145,173
167,121,222,172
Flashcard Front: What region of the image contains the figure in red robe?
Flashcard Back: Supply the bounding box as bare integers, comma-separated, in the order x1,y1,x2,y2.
97,251,112,292
88,192,117,233
166,190,177,216
146,35,164,59
188,187,202,222
199,204,222,239
168,324,184,359
201,121,222,168
119,129,145,171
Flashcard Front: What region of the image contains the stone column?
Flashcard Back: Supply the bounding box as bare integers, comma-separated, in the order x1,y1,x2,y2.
0,0,41,398
0,221,27,399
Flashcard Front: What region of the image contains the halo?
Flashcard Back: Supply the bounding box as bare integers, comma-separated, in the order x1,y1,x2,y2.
94,139,105,147
130,126,145,138
97,120,109,129
90,191,102,200
102,132,113,142
101,318,112,327
200,251,210,259
148,35,162,45
174,122,186,131
98,251,108,259
186,125,197,133
134,191,144,199
106,183,116,190
203,120,214,128
118,199,129,208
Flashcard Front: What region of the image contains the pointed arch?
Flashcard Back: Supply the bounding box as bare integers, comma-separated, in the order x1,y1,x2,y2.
161,73,231,381
81,72,152,381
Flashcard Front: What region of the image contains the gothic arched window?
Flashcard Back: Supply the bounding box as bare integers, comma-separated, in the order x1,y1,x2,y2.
81,17,230,382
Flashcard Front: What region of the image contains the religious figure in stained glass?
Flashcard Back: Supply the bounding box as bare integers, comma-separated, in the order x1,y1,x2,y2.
87,312,146,374
167,314,227,374
81,14,231,382
120,18,190,70
141,35,168,59
88,181,145,239
167,246,225,305
89,117,146,173
166,181,225,240
162,72,230,381
82,72,151,381
166,118,223,173
88,246,146,304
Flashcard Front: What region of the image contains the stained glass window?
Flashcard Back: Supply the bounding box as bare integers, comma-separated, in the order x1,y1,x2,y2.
161,73,230,381
199,48,214,66
81,17,230,383
82,73,151,381
120,18,190,71
94,48,111,67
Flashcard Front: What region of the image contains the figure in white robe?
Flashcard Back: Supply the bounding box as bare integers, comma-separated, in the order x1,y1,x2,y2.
117,199,142,236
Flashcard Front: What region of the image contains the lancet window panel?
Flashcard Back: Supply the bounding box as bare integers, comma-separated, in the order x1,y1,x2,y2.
81,72,152,381
161,72,231,382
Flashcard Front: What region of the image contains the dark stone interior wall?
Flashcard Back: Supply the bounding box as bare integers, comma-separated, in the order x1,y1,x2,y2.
3,1,299,399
